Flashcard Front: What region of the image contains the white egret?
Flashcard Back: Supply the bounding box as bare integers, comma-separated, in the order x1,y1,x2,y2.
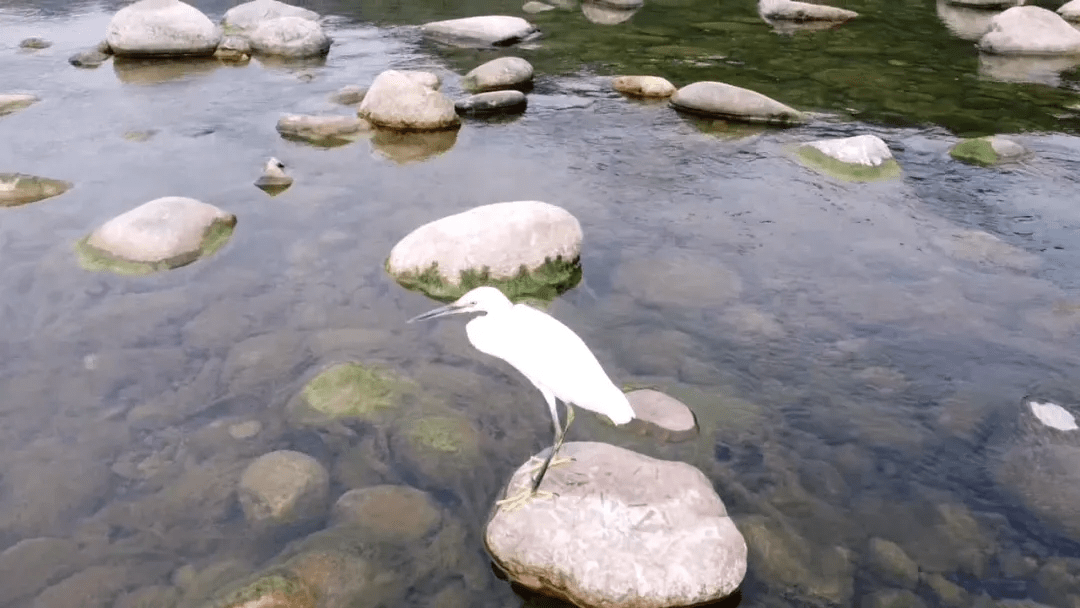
409,286,635,505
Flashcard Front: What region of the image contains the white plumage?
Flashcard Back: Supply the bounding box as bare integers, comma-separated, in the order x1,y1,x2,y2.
409,286,635,494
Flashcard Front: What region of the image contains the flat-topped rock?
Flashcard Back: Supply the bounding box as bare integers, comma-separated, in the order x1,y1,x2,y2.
387,200,582,301
486,442,747,608
76,196,236,274
0,173,71,207
626,389,699,442
759,0,858,21
421,15,539,47
461,57,534,92
949,135,1027,166
671,81,806,125
0,93,38,116
106,0,221,57
276,114,372,146
978,6,1080,55
796,134,902,181
248,16,330,57
222,0,319,33
455,90,528,116
358,70,459,131
612,75,677,98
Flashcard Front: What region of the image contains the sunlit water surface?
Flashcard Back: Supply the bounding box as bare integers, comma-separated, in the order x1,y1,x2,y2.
1,0,1080,606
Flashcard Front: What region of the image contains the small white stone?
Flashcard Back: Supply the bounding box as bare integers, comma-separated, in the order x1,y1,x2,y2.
1029,401,1078,431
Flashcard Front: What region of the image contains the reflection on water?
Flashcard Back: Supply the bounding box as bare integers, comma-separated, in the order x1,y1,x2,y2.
2,0,1080,607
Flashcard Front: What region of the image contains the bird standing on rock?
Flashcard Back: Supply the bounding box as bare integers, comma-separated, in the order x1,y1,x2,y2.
409,286,635,508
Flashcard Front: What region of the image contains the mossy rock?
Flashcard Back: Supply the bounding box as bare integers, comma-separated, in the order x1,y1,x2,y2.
74,217,235,275
287,362,404,426
949,136,1026,167
794,145,902,182
388,255,582,303
0,173,72,207
402,416,480,457
209,571,316,608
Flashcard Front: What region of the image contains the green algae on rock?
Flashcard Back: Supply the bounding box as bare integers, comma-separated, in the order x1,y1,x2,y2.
795,142,902,182
210,571,316,608
0,173,72,207
289,362,402,425
949,135,1027,166
75,196,236,275
389,256,582,303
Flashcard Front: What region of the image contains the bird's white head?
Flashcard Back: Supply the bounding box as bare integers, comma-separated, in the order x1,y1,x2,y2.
408,286,513,323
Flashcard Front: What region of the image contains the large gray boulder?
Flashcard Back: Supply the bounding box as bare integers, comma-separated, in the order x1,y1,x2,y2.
759,0,858,21
420,15,539,46
0,173,71,207
461,57,534,92
671,81,805,125
248,16,331,57
359,70,460,131
238,450,330,529
387,200,582,300
486,442,747,608
105,0,221,57
76,196,236,274
977,6,1080,55
222,0,319,33
992,396,1080,542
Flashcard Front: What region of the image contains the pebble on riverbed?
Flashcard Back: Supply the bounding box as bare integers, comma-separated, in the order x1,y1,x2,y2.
75,196,236,274
386,200,583,301
795,134,902,182
486,441,747,608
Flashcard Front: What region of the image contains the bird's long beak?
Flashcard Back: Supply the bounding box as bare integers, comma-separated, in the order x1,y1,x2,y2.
408,303,465,323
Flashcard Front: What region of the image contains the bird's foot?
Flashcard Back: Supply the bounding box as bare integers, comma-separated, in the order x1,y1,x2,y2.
495,487,555,512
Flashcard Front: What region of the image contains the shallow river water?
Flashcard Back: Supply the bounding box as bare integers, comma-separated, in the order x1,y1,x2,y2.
2,0,1080,606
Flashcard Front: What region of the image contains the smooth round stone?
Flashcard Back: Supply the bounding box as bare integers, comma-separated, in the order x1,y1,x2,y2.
248,16,331,57
228,420,263,440
671,81,806,125
486,442,747,608
1062,0,1080,23
358,70,460,131
455,90,527,116
84,197,234,264
0,173,70,207
949,135,1027,165
522,1,556,12
106,0,221,57
329,85,368,105
581,2,640,25
330,485,443,543
69,47,111,68
19,38,52,49
461,56,534,92
420,15,539,46
222,0,319,33
276,114,372,145
978,6,1080,55
796,134,902,181
612,75,676,98
626,389,699,442
759,0,858,21
238,450,330,529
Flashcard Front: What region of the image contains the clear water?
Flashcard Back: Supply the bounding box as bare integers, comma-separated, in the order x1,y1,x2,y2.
1,0,1079,606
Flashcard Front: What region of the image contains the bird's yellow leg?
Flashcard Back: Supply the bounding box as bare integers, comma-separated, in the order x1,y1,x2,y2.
495,486,554,512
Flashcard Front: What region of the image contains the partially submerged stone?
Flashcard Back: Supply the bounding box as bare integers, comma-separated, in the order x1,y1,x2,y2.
455,90,528,117
759,0,858,22
0,94,38,117
69,42,112,68
286,362,401,426
612,75,677,98
208,572,316,608
76,196,236,274
238,450,330,529
977,6,1080,55
487,442,747,608
370,129,459,164
214,35,252,61
581,1,640,25
461,57,534,92
936,0,997,42
626,389,699,442
421,15,539,47
19,38,52,50
222,0,319,34
387,200,582,301
276,114,372,146
106,0,222,57
949,135,1027,166
358,70,460,131
330,85,368,105
0,173,71,207
523,1,556,12
248,16,331,58
671,81,805,125
795,134,902,181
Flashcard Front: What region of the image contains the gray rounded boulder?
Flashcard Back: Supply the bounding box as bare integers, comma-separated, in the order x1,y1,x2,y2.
75,196,236,274
359,70,460,131
671,81,806,125
387,200,582,301
461,57,534,92
239,450,330,529
978,6,1080,55
486,441,747,608
248,16,331,57
222,0,319,34
106,0,221,57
